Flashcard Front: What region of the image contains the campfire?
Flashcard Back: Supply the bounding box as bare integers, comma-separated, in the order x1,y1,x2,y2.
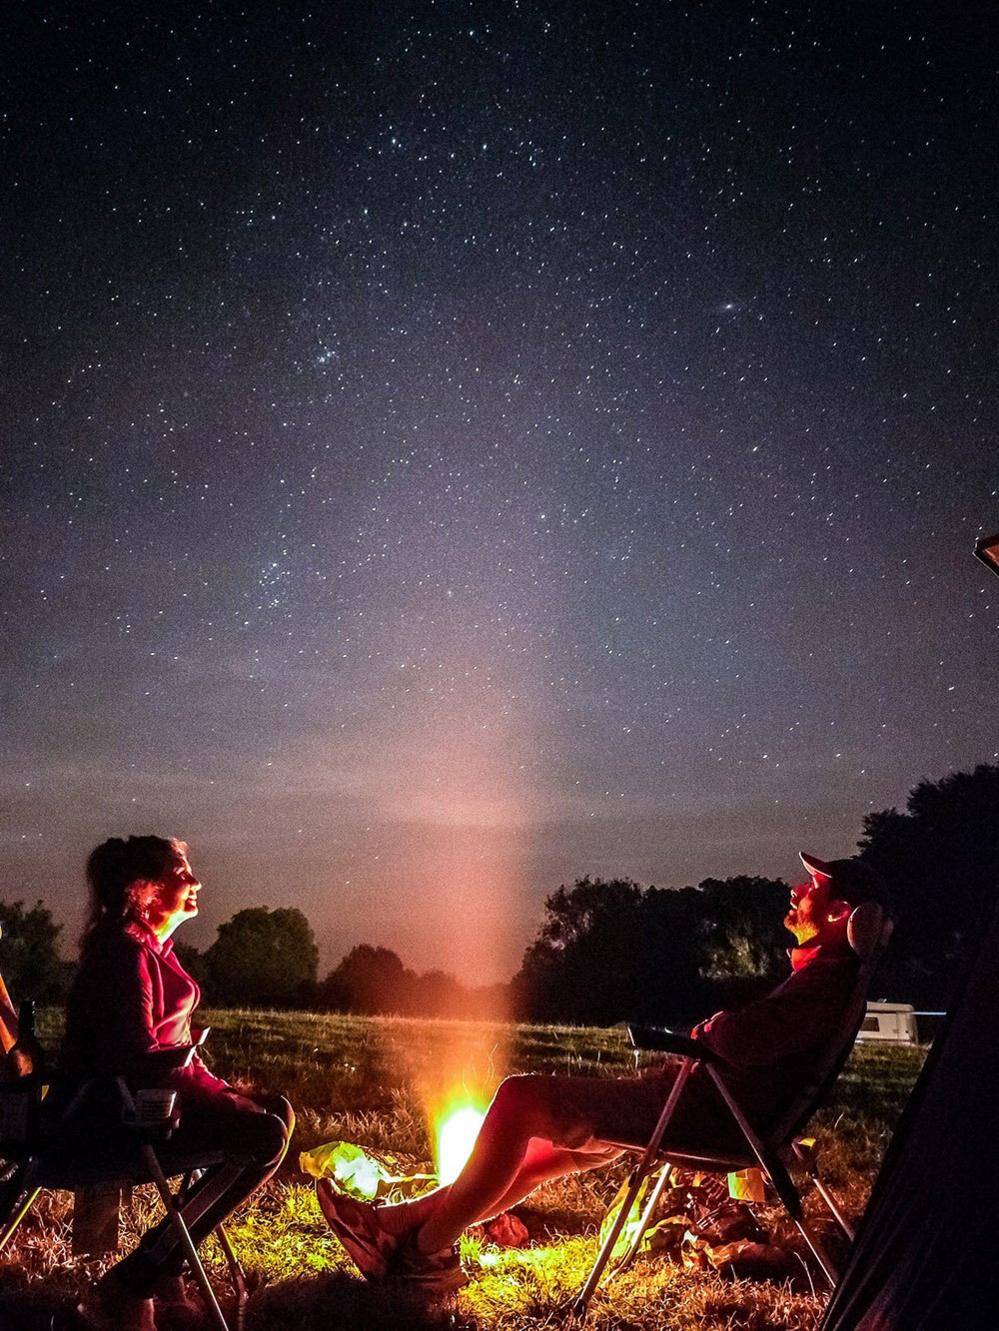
434,1098,486,1185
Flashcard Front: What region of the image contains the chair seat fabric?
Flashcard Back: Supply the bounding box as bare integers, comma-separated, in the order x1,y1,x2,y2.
35,1147,229,1190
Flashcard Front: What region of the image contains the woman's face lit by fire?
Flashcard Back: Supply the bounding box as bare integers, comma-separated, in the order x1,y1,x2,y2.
133,842,201,937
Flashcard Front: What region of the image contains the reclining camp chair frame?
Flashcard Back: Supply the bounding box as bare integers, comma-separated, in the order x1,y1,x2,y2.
573,901,893,1319
0,1056,247,1331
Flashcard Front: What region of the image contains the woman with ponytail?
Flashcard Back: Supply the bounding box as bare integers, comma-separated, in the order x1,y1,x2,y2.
62,836,294,1331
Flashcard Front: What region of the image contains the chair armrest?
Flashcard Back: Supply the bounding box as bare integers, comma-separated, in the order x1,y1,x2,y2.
122,1029,210,1082
626,1024,723,1065
122,1045,198,1079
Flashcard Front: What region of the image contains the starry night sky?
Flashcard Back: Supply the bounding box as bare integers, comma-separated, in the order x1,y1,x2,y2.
3,2,997,982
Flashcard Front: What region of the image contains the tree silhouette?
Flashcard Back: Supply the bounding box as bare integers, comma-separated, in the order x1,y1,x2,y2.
517,877,645,1022
318,944,414,1014
317,947,510,1017
0,899,65,1002
515,875,789,1024
859,763,999,1006
205,906,318,1007
697,876,789,980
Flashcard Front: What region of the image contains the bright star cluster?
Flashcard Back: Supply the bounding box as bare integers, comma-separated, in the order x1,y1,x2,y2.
2,1,997,980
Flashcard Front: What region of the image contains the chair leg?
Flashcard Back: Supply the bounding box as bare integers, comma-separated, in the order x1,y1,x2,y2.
735,1150,840,1285
176,1167,247,1327
615,1161,672,1273
572,1157,658,1319
792,1215,839,1286
572,1060,694,1320
706,1068,840,1287
139,1144,230,1331
791,1142,855,1242
809,1174,855,1242
213,1222,247,1331
0,1185,40,1254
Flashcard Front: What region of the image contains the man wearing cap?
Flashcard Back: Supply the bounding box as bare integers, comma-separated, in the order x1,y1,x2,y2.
317,852,884,1289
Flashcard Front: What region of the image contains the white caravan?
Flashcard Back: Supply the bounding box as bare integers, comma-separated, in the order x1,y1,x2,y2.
856,1001,919,1044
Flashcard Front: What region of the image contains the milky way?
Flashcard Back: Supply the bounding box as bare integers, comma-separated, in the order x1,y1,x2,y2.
3,2,997,980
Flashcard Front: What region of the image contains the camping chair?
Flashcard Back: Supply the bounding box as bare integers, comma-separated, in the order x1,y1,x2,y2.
573,901,893,1318
0,1034,247,1331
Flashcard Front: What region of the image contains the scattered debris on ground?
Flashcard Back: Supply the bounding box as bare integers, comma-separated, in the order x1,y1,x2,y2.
600,1165,808,1281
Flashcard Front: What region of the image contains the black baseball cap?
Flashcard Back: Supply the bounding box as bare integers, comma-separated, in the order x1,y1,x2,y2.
799,851,887,907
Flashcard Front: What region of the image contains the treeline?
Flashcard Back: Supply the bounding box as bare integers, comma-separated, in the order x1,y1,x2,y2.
513,874,790,1025
2,763,996,1019
180,921,510,1016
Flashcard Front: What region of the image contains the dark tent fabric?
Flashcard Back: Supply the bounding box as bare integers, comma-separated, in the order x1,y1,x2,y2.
820,907,999,1331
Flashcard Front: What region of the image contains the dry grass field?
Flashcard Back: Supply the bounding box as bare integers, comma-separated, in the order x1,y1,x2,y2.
0,1009,924,1331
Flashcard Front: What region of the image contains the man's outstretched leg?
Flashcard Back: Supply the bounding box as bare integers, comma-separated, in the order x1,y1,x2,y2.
316,1071,641,1283
394,1076,621,1253
379,1133,622,1254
